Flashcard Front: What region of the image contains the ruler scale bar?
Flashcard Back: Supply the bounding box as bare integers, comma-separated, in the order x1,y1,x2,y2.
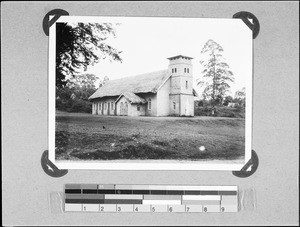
64,184,238,213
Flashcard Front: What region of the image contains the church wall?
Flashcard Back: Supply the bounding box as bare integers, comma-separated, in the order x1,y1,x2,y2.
115,96,128,116
92,103,96,114
103,97,116,115
180,94,194,116
129,104,146,116
170,76,181,94
138,93,157,116
91,97,117,115
169,95,180,116
156,78,171,116
179,76,193,95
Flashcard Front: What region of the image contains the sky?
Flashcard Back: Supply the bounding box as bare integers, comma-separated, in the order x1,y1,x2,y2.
64,16,252,97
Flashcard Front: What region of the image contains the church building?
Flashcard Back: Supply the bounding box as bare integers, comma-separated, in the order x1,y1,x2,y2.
88,55,197,117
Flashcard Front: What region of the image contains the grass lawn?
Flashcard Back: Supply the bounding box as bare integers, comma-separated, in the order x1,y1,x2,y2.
55,111,245,162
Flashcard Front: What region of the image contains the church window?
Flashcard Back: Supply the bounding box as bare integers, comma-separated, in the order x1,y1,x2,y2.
175,68,177,73
137,105,140,111
186,81,188,89
172,68,174,73
187,68,189,73
184,68,186,73
148,99,152,110
173,102,176,110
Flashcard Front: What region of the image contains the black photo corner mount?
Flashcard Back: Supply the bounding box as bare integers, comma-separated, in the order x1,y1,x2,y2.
232,150,259,178
41,150,68,178
233,11,260,39
42,9,69,36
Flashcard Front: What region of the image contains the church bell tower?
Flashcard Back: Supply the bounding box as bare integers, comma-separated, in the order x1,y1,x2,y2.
168,55,194,116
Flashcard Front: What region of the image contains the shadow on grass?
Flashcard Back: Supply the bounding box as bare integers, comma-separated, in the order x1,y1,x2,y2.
69,144,181,160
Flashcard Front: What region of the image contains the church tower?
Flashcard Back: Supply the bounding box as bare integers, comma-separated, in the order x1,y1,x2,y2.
168,55,194,116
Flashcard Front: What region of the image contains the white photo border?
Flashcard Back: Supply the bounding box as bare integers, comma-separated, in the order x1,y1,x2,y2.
48,16,252,171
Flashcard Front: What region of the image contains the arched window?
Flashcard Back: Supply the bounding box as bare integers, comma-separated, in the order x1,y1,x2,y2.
148,99,152,110
184,68,186,73
187,68,189,73
186,81,188,89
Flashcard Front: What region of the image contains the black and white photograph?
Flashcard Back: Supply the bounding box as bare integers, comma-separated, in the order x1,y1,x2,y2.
48,16,252,170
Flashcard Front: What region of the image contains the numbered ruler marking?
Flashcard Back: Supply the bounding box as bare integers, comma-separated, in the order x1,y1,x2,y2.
116,204,133,212
99,204,117,212
64,184,238,213
134,204,151,212
168,205,185,213
150,204,167,212
186,205,203,213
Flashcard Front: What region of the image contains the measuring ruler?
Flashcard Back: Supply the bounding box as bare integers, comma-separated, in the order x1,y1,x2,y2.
64,184,238,213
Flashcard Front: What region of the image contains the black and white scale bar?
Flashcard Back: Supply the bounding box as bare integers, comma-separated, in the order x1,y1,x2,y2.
64,185,238,213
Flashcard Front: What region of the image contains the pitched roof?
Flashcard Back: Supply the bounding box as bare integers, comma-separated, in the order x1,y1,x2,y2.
89,69,170,100
115,91,147,104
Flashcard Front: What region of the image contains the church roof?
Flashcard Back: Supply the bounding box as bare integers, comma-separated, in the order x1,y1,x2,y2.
115,91,147,104
167,55,193,60
89,69,170,100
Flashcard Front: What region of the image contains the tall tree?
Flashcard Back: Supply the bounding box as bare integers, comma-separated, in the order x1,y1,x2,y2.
56,22,122,87
198,39,234,106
